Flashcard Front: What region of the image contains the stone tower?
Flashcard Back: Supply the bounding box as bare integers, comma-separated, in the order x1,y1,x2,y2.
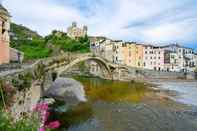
0,4,11,64
72,21,77,28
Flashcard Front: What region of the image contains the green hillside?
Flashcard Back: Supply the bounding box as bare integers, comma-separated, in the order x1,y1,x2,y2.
10,23,90,61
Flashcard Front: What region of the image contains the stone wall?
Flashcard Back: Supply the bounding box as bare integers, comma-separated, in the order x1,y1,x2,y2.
0,60,45,120
127,68,196,81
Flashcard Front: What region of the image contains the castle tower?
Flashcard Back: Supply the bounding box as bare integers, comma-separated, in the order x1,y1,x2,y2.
83,25,88,34
0,4,11,64
67,22,88,39
72,21,77,28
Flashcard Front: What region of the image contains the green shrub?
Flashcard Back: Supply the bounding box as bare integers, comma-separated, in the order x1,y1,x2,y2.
0,109,38,131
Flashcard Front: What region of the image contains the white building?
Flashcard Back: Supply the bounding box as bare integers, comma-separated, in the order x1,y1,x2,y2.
162,44,196,72
112,40,125,65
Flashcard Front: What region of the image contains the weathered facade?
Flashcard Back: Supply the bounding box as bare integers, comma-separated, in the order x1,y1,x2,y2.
0,4,10,64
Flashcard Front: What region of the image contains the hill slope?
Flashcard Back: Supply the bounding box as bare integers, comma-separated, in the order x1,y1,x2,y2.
10,23,90,61
10,23,42,41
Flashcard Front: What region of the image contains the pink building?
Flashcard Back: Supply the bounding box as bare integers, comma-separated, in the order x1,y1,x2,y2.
0,4,10,64
143,45,165,71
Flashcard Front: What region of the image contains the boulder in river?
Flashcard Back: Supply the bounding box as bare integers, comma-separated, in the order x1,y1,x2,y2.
44,77,87,106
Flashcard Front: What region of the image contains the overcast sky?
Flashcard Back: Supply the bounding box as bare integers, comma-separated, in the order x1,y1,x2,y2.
2,0,197,50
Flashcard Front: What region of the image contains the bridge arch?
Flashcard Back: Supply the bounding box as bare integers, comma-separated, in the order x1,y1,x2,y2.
54,56,113,79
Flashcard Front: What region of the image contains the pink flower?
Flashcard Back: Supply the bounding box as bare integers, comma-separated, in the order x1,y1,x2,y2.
33,103,61,131
38,127,45,131
46,121,60,129
33,103,48,112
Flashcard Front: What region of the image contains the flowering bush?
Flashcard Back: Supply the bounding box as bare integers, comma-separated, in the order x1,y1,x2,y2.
33,103,60,131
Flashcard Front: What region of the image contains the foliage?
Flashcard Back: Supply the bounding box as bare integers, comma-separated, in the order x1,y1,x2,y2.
195,67,197,73
11,39,52,60
0,109,38,131
10,22,42,40
45,30,90,53
10,23,90,61
11,72,33,91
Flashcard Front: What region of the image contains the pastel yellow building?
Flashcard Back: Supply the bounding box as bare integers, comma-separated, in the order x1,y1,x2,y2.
124,42,144,68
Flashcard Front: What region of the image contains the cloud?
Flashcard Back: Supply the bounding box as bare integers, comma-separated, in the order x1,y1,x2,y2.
2,0,197,48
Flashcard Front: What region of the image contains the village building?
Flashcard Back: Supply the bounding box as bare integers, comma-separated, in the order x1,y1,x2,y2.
67,22,88,39
124,42,144,68
0,4,10,64
112,40,125,65
162,44,196,72
143,45,165,71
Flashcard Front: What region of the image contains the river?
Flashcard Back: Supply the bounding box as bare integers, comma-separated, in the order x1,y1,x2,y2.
51,77,197,131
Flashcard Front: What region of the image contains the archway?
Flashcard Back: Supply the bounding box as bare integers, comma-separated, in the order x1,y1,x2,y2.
55,56,113,79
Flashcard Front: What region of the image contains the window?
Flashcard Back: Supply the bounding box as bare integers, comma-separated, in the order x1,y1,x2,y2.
158,57,160,59
145,51,148,54
2,21,5,34
144,62,146,67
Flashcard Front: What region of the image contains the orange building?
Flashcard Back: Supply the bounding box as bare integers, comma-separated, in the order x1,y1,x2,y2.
0,4,10,64
124,42,144,68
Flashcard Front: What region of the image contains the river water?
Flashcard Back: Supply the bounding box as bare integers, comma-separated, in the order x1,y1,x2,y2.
51,77,197,131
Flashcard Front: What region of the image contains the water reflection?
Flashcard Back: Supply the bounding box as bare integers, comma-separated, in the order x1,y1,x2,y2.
76,76,149,103
50,77,197,131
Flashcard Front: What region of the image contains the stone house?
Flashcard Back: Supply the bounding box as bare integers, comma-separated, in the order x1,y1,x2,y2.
67,22,88,39
0,4,10,64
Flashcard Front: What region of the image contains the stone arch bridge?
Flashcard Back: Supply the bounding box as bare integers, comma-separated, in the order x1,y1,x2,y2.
0,52,130,120
0,52,130,92
43,53,130,80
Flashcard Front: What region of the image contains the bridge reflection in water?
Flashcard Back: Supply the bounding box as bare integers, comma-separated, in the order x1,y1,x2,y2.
49,77,197,131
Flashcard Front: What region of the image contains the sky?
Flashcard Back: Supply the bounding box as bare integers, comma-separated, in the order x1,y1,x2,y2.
1,0,197,50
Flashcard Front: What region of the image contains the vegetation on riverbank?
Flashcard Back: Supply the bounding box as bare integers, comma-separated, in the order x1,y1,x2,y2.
10,23,90,61
0,109,38,131
0,85,38,131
